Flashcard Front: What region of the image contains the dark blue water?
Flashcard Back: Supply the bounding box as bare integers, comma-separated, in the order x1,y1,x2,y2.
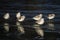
0,0,60,40
0,21,60,40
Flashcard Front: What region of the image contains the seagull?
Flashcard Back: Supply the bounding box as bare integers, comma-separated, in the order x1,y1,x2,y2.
36,18,44,25
3,13,10,20
17,15,25,22
16,12,25,22
47,14,55,20
33,14,43,21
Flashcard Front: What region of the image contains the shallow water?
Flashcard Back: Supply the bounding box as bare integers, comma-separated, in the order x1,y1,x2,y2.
0,20,60,40
0,0,60,40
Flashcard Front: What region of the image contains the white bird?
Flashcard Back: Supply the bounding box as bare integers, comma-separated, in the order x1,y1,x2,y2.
16,12,25,22
33,14,43,20
36,18,44,25
47,14,55,20
3,13,10,20
17,15,25,22
16,12,21,19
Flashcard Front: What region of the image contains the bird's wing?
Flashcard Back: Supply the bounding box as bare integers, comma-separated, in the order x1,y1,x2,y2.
16,12,21,18
3,13,9,19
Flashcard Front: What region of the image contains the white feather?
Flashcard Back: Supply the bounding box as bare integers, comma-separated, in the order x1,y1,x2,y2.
18,16,25,22
16,12,21,19
3,13,10,19
33,14,42,20
36,18,44,25
48,14,55,19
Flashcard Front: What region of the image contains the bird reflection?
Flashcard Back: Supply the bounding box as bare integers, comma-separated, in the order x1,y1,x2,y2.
3,13,10,20
47,20,55,30
16,21,25,34
48,22,55,30
4,23,9,32
33,24,44,37
16,12,25,22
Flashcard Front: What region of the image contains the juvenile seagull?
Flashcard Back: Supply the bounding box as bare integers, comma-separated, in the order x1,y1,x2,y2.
33,14,43,20
47,14,55,20
16,12,25,22
3,13,10,20
36,18,44,25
